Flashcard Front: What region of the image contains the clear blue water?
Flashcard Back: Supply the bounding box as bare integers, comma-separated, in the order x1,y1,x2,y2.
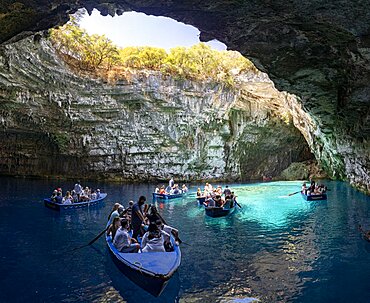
0,177,369,303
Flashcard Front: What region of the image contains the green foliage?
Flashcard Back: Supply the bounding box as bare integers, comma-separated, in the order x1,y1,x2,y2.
49,18,257,85
50,17,119,71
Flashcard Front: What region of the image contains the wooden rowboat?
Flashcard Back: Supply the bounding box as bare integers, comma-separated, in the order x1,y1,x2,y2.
44,193,107,211
205,203,236,218
196,196,206,205
106,230,181,297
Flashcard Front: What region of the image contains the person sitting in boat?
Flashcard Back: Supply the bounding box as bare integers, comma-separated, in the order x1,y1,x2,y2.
301,183,307,194
154,186,160,193
71,190,78,203
214,195,223,207
215,186,222,195
80,187,90,202
114,218,140,253
107,217,121,241
172,184,180,194
223,185,231,197
204,197,216,207
108,203,124,225
122,200,134,220
156,219,181,249
132,196,147,239
96,189,101,199
63,191,73,204
141,222,170,253
55,191,63,204
182,184,188,193
50,190,58,202
159,186,167,195
146,205,162,224
196,188,202,197
90,190,97,200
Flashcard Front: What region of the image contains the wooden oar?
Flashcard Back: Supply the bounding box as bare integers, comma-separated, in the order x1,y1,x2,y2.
71,226,109,252
234,199,242,208
288,191,300,196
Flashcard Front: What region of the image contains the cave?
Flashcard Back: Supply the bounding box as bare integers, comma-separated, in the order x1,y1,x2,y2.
0,1,369,194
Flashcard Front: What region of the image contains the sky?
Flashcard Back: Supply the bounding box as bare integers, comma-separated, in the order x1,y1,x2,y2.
79,9,227,51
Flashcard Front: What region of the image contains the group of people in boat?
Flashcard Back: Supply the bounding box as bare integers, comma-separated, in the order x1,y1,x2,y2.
197,183,237,208
301,180,327,196
50,181,101,204
107,195,181,253
155,177,189,195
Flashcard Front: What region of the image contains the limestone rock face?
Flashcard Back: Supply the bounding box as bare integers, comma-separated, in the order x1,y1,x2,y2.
0,1,369,193
0,37,310,182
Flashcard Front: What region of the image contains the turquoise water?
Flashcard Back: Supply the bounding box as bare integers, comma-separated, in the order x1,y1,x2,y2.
0,178,369,302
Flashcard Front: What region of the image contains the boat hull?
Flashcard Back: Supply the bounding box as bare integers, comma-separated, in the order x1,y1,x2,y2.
152,193,183,200
44,193,107,211
106,233,181,297
301,192,327,201
205,205,235,217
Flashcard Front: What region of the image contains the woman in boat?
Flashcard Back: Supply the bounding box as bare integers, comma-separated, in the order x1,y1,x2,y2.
114,218,140,253
131,196,147,239
107,217,121,241
141,222,170,253
63,191,73,204
146,205,162,224
196,188,202,197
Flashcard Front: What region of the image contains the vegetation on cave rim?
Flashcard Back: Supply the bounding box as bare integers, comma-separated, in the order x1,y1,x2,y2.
49,16,257,86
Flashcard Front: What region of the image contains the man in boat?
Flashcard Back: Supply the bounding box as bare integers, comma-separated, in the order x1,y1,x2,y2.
223,185,231,197
169,177,174,188
114,218,140,253
131,196,147,239
73,181,83,201
156,220,181,249
108,203,124,225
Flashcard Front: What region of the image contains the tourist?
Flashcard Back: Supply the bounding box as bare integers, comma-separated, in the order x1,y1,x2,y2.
90,190,97,200
113,219,140,253
50,190,58,201
63,191,73,204
182,184,188,193
131,196,147,239
196,188,202,197
74,181,83,201
107,217,121,241
159,186,166,194
146,205,162,224
96,189,101,199
223,185,231,197
141,222,170,253
169,177,174,188
55,191,63,204
156,219,181,248
108,203,124,225
155,186,160,193
71,190,78,202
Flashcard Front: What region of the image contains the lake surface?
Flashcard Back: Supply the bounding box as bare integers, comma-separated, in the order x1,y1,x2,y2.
0,178,369,302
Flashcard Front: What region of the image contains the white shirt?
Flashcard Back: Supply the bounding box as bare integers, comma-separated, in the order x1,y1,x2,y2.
113,228,131,251
141,230,170,252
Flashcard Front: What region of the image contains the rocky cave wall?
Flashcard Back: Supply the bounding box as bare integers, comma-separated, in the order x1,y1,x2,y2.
0,1,369,192
0,36,311,182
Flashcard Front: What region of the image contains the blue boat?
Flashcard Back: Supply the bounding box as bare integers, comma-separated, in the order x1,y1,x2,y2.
205,203,236,218
301,192,327,201
152,192,183,200
106,230,181,297
44,193,107,211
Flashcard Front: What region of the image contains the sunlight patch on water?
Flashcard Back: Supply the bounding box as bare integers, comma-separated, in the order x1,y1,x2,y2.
233,181,313,228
